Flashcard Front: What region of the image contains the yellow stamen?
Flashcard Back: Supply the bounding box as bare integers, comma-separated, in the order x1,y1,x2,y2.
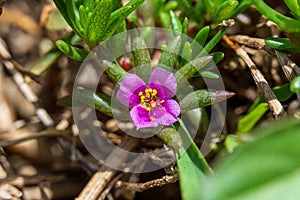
152,89,157,96
150,116,155,121
146,107,151,111
161,100,165,103
150,102,156,108
138,91,143,96
145,92,150,98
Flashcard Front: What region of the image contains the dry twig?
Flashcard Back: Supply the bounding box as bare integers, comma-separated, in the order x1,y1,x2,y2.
223,35,285,118
115,173,178,192
0,37,54,127
76,135,139,200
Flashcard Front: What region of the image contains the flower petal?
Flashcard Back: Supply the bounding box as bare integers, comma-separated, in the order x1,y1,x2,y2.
155,100,180,126
164,99,181,118
130,105,159,129
148,68,177,98
116,74,146,106
148,83,166,100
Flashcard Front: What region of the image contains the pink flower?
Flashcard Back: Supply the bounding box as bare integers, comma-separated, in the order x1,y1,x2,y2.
116,68,180,129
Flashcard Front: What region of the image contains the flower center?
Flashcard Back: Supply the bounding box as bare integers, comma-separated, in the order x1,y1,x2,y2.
138,88,165,121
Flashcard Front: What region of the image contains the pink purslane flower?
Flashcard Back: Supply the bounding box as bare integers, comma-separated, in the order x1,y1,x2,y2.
116,68,180,129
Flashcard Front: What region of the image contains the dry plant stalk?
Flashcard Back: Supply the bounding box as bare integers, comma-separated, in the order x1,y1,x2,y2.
0,37,54,127
223,35,285,118
76,135,139,200
229,35,298,82
115,173,178,192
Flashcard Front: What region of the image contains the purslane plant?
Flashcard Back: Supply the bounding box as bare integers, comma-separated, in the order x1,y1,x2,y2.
116,68,180,129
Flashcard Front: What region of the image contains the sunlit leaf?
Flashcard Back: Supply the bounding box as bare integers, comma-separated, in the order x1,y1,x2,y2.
200,119,300,200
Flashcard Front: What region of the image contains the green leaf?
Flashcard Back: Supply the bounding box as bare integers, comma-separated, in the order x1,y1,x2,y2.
199,71,219,79
85,0,112,47
248,84,293,112
83,0,95,10
101,60,128,83
78,5,88,29
30,33,79,75
224,135,240,153
59,89,112,116
192,52,225,77
210,51,224,64
180,90,234,112
265,37,300,52
130,28,152,82
197,27,228,58
157,122,211,200
66,0,84,36
30,46,61,75
56,40,89,61
163,1,178,12
252,0,300,32
236,102,269,134
181,42,193,63
170,10,182,35
112,0,122,10
213,0,239,23
176,147,205,200
182,17,189,35
175,55,213,85
53,0,74,31
103,0,145,41
158,34,182,70
200,119,300,200
191,26,210,57
284,0,300,18
290,75,300,92
178,0,201,23
229,0,252,18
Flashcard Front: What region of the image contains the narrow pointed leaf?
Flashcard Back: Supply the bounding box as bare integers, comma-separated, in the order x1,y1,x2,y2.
66,0,84,36
182,17,189,35
59,89,112,116
181,42,193,63
252,0,300,32
265,37,300,52
83,0,95,10
178,0,200,23
53,0,73,30
175,55,213,85
213,0,239,23
158,34,182,70
56,40,89,61
86,0,112,46
197,27,228,57
130,28,152,82
180,90,235,112
157,125,209,200
30,46,61,75
199,71,219,79
101,60,128,83
170,10,182,35
103,0,145,40
78,5,88,28
176,147,205,200
191,26,210,57
237,102,269,134
284,0,300,18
